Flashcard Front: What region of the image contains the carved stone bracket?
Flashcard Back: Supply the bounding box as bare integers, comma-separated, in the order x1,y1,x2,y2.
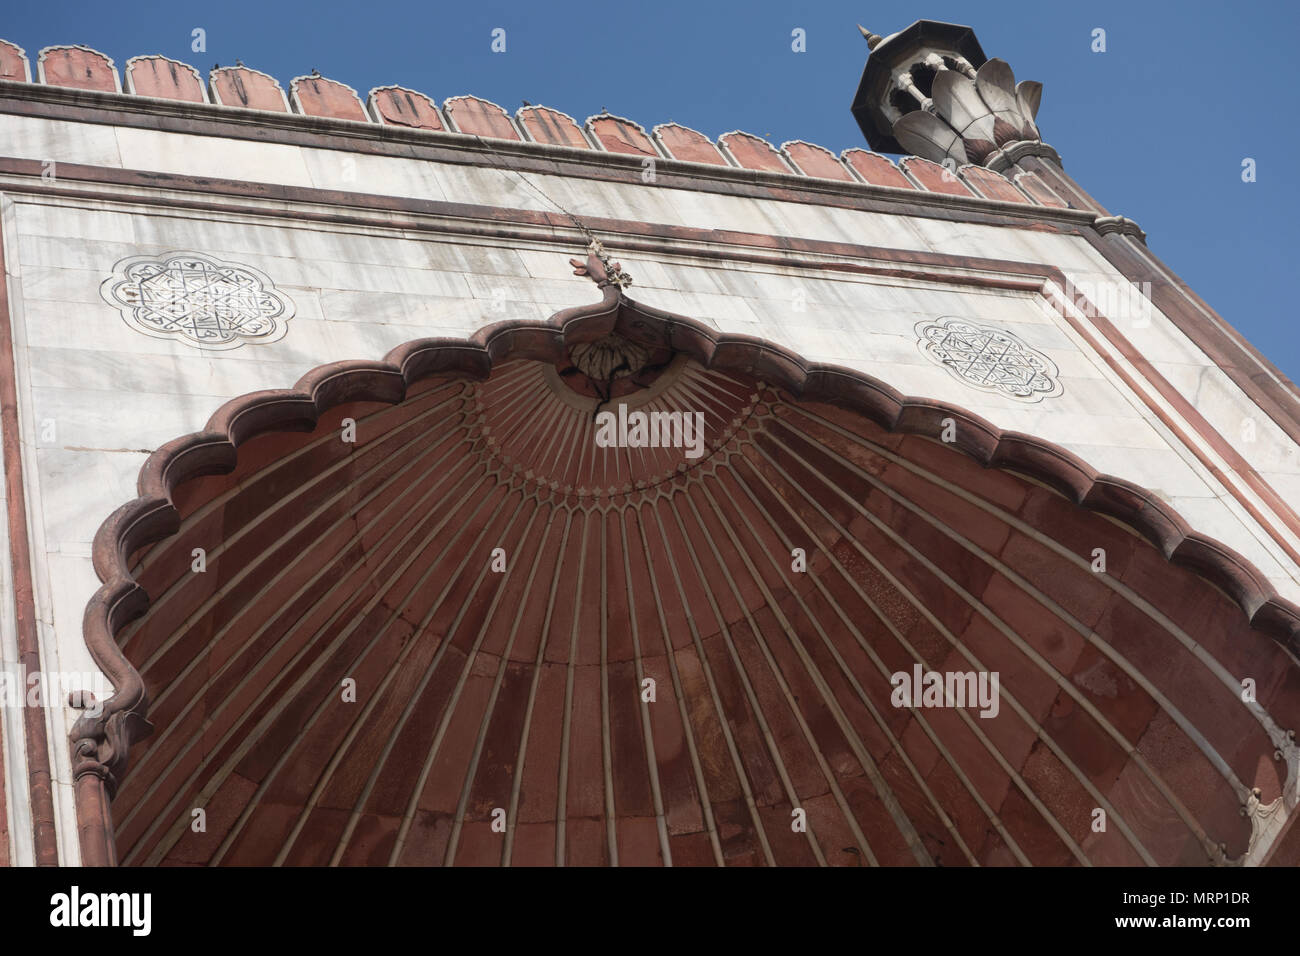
983,139,1063,174
1094,215,1148,246
1204,729,1296,866
69,688,153,801
1272,727,1299,808
1207,787,1287,866
569,239,633,289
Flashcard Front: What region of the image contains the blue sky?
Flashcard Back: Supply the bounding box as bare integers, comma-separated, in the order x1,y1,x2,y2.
6,0,1297,380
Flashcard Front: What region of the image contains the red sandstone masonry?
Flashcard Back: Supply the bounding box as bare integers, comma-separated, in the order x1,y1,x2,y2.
653,123,729,166
290,75,367,122
3,34,1294,866
960,164,1031,204
517,105,588,148
209,65,288,112
96,320,1295,865
842,149,914,189
443,95,519,140
718,131,790,173
586,114,658,156
368,86,443,130
0,41,30,83
900,157,975,197
1015,170,1068,207
37,45,118,93
782,141,854,182
124,55,206,103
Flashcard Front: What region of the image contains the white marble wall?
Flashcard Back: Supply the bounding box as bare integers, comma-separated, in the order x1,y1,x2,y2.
3,110,1300,863
0,324,31,866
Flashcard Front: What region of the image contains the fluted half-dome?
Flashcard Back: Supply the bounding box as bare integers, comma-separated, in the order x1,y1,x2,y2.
80,295,1300,867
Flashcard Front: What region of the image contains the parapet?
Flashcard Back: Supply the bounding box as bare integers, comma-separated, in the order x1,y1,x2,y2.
0,39,1070,208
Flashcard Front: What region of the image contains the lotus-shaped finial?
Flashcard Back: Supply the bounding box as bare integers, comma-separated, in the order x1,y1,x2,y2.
891,57,1042,166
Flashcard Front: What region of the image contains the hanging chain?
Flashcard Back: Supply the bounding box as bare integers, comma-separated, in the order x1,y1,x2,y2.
468,133,633,287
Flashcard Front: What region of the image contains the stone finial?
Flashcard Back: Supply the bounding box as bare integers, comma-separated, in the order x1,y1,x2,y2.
858,25,884,50
851,19,1047,168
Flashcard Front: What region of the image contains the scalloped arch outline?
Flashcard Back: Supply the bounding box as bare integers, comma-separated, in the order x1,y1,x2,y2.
71,253,1300,864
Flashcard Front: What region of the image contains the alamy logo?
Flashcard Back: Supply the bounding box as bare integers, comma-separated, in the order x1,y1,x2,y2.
890,664,1000,718
594,404,706,459
49,886,151,936
0,665,109,715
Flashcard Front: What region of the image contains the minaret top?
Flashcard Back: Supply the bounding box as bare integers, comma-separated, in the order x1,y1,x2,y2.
856,25,884,50
850,19,1045,168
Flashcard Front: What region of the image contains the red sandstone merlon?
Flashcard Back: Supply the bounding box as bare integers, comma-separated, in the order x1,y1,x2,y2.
586,113,659,157
652,123,729,166
443,95,520,140
899,156,976,196
781,141,855,181
0,40,30,83
290,74,367,122
124,55,206,103
37,45,118,92
717,131,790,173
517,105,589,148
1014,170,1069,207
209,65,289,112
841,148,915,188
368,85,444,130
960,164,1031,203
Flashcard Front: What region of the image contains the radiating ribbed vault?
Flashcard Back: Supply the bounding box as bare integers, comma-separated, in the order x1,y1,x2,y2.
78,273,1300,868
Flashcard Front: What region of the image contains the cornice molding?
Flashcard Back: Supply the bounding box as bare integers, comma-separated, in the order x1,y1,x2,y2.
0,80,1090,228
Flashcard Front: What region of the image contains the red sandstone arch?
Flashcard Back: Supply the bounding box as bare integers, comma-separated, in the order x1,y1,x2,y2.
73,256,1300,866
